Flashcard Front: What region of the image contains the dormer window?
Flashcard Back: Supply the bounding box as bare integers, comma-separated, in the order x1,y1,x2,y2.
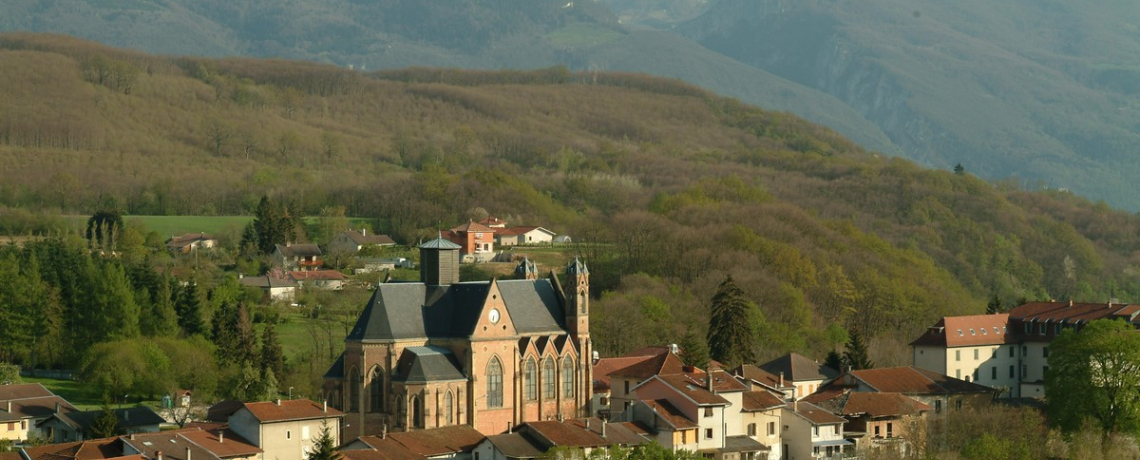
1039,321,1048,335
1025,321,1032,334
981,328,987,335
1055,323,1062,334
957,329,963,336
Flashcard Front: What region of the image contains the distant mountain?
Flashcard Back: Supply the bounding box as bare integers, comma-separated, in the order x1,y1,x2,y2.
679,0,1140,208
0,0,899,156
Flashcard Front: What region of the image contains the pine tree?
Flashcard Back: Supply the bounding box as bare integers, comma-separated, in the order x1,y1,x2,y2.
175,282,205,337
842,330,874,370
986,294,1003,314
307,421,342,460
677,326,709,368
214,302,257,366
706,276,758,368
89,396,120,438
260,323,286,381
253,195,279,254
234,304,258,365
824,351,844,373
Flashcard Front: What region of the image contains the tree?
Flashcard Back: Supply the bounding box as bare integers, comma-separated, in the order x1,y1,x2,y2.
0,363,20,384
706,276,758,368
175,282,206,337
842,330,874,370
307,421,342,460
954,163,966,175
260,323,286,381
85,210,123,251
1046,319,1140,437
677,326,709,368
824,351,844,373
986,294,1004,314
89,396,120,438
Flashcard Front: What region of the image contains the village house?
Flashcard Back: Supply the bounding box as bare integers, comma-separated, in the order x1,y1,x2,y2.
165,233,217,254
813,367,995,414
602,347,686,416
473,418,647,460
495,227,556,247
273,244,323,271
239,274,298,302
780,401,850,460
227,399,344,460
0,383,77,443
340,425,485,460
802,390,930,457
446,222,497,262
911,300,1140,398
288,270,347,290
732,365,796,401
19,426,262,460
478,216,508,229
323,236,593,438
328,229,397,255
40,406,164,443
758,353,838,401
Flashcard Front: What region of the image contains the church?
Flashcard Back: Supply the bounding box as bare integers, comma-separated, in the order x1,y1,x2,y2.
324,235,593,438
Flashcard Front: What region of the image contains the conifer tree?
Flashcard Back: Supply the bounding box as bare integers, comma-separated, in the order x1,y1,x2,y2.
89,395,120,438
175,282,205,337
307,421,341,460
706,276,758,368
842,330,874,370
986,294,1003,314
260,323,286,382
824,350,844,373
678,326,710,368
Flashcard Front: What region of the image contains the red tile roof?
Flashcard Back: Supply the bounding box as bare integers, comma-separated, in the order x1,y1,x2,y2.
640,399,698,429
610,352,687,380
593,356,654,392
790,401,846,425
734,364,792,390
650,374,731,406
241,399,344,422
178,428,263,458
910,314,1014,347
478,216,508,227
0,383,54,400
526,420,610,448
848,367,994,396
342,439,424,460
384,425,484,456
741,391,786,412
804,390,930,418
23,437,121,460
450,221,496,233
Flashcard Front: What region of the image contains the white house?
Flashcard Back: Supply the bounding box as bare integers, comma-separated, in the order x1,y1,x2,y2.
780,401,850,460
228,399,344,460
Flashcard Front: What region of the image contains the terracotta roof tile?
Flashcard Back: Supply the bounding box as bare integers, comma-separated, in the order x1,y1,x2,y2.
526,420,609,448
384,425,484,456
791,401,846,425
178,428,263,458
241,399,344,422
0,383,55,400
910,314,1014,347
450,221,496,233
640,399,698,429
593,357,653,392
342,439,425,460
849,367,994,396
652,374,731,406
610,352,686,380
734,364,792,390
741,391,786,412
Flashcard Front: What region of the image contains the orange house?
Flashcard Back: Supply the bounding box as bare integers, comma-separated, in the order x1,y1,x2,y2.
447,221,496,258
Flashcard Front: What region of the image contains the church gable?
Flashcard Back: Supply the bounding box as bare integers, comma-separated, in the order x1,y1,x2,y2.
469,279,519,339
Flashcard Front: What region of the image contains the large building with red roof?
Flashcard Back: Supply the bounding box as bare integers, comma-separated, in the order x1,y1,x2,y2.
911,300,1140,398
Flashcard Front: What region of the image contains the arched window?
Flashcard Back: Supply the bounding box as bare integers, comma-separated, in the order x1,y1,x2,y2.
445,391,454,425
525,359,537,401
410,395,423,428
543,357,556,399
562,357,575,398
370,367,384,413
579,291,587,314
348,367,360,412
487,357,503,408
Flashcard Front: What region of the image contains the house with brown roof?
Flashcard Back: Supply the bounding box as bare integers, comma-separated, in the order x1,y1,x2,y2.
165,234,217,254
802,391,930,457
816,367,995,415
120,428,262,460
779,401,850,460
288,270,347,290
472,418,646,460
590,346,678,419
0,383,77,442
329,229,397,255
911,300,1140,398
446,221,496,261
227,399,344,460
604,348,686,415
273,244,323,271
495,227,556,247
757,353,838,400
238,273,298,302
341,425,484,460
732,365,796,401
477,216,508,229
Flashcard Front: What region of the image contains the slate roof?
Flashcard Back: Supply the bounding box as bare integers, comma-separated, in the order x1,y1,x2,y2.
343,230,396,246
484,433,544,459
419,236,461,250
241,399,343,422
276,244,322,258
394,346,467,383
759,353,838,382
347,279,565,341
324,353,346,380
910,314,1014,347
51,407,164,431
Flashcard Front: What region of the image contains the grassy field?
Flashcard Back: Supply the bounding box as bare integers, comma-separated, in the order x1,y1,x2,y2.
21,375,106,411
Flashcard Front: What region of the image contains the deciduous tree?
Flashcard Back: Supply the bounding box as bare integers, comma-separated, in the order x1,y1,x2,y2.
1046,319,1140,437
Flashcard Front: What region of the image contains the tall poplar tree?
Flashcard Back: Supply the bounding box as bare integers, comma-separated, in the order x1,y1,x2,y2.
260,323,285,380
706,276,758,368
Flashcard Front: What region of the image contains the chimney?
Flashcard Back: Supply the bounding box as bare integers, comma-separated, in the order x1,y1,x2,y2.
219,431,224,443
601,421,607,438
323,400,328,412
276,399,282,406
507,421,513,432
382,423,388,439
185,447,191,460
586,419,590,430
1069,299,1074,307
130,433,135,440
5,401,10,412
55,402,60,414
156,451,163,460
778,372,785,387
362,228,366,236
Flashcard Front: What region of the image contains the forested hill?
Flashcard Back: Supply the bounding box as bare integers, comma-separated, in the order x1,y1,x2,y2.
3,34,1140,364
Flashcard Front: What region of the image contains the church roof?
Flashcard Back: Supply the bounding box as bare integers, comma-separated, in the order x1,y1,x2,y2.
347,279,566,341
395,346,467,383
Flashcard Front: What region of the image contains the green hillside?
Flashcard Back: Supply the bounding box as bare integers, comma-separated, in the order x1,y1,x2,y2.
680,0,1140,209
3,36,1140,365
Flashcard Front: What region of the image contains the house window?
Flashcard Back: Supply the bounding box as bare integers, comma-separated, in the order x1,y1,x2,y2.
1039,323,1047,335
20,420,25,430
487,356,504,408
1043,347,1049,358
955,369,961,379
302,425,310,440
974,349,979,360
955,350,960,361
874,425,880,437
934,400,942,413
445,391,454,425
543,357,556,399
1010,365,1015,378
476,233,483,238
1044,366,1049,376
767,422,776,436
1021,365,1027,379
1009,347,1014,357
956,399,963,410
287,430,292,440
813,426,819,437
682,430,688,444
991,367,997,380
704,428,714,439
624,381,630,395
562,357,575,398
704,407,714,418
748,423,757,436
1055,324,1063,334
887,422,893,438
1022,345,1027,356
5,422,13,431
525,359,537,401
970,328,975,335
